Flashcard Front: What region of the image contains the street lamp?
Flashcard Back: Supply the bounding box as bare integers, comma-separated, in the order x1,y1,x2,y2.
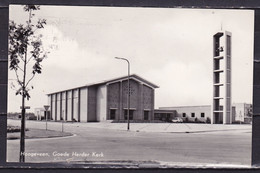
115,57,130,131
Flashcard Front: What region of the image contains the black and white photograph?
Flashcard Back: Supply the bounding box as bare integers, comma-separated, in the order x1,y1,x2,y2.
6,4,254,168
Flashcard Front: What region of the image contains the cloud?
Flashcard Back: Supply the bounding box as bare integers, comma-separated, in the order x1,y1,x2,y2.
8,6,254,112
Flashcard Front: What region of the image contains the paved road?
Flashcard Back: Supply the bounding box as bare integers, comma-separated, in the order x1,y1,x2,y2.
7,120,251,167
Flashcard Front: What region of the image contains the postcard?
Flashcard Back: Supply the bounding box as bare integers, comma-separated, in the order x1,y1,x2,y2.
5,4,254,168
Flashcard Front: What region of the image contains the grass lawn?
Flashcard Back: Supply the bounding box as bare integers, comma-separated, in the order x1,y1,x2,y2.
7,126,73,140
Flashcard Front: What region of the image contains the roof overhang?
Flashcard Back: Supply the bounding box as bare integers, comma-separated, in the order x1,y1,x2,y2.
47,74,159,95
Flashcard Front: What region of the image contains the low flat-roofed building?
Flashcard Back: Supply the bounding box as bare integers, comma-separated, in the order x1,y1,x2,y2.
159,103,251,124
34,108,51,120
47,74,159,122
34,108,45,120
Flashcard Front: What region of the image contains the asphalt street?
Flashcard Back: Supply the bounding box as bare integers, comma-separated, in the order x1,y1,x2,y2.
6,120,251,167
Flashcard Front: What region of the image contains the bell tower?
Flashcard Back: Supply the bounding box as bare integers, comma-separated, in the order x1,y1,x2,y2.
212,31,232,124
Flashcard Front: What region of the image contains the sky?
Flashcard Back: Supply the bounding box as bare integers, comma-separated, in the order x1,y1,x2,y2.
8,5,254,113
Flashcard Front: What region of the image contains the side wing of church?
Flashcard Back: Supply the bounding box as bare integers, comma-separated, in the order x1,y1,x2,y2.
47,74,159,122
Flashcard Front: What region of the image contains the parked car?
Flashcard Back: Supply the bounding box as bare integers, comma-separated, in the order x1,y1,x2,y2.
171,117,183,123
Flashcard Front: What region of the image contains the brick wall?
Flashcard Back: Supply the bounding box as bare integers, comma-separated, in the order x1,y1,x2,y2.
122,80,139,119
108,82,120,108
107,80,155,121
143,85,153,110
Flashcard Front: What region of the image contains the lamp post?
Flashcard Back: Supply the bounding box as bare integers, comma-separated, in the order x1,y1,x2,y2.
115,57,130,131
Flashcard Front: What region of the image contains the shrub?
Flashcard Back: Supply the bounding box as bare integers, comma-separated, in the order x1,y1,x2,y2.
206,117,211,124
7,125,29,133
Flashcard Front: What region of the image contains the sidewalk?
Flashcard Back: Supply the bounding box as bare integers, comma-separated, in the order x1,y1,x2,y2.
76,122,252,133
7,119,252,134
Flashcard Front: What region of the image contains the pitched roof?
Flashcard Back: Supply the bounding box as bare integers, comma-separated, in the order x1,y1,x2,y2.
47,74,159,95
100,74,159,88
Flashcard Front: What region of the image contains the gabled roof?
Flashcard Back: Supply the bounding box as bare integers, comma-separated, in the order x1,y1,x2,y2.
101,74,159,88
47,74,159,95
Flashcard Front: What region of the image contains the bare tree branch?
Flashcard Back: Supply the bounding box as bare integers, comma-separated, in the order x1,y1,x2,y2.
17,65,24,72
25,73,35,88
26,55,34,64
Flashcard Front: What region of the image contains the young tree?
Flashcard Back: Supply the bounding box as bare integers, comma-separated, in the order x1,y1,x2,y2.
8,5,48,162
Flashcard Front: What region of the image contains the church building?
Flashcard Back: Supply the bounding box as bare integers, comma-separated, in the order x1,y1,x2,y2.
47,74,159,122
